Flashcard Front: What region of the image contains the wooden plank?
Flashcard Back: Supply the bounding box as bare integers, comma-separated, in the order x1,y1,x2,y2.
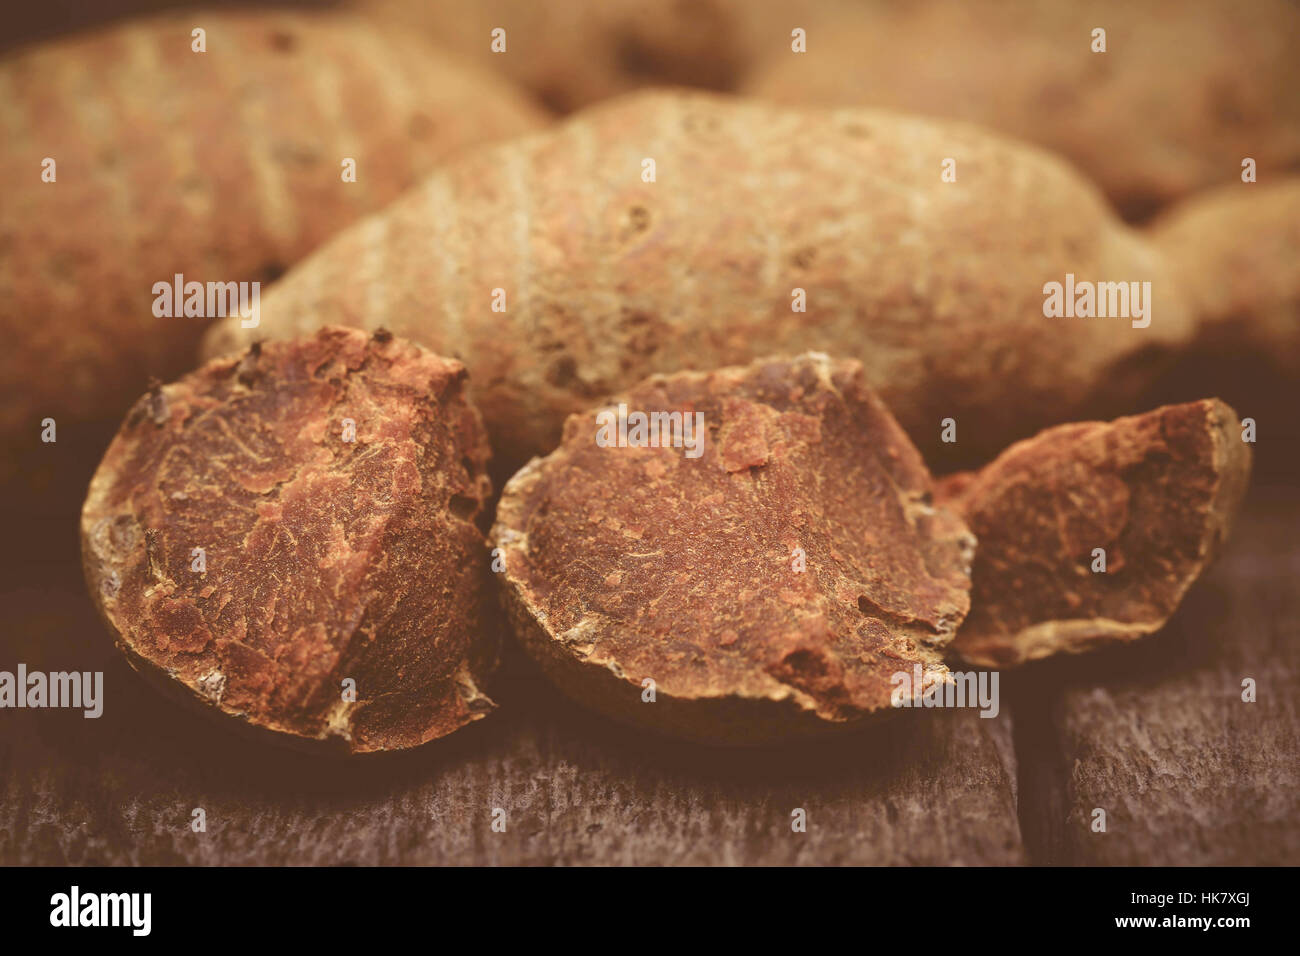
0,557,1022,865
3,483,1292,866
1015,485,1300,865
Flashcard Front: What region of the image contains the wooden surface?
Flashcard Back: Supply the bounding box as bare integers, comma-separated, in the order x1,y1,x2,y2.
0,485,1295,866
1015,483,1300,865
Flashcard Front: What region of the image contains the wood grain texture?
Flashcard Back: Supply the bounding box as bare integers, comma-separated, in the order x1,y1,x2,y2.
0,552,1020,865
1010,484,1300,865
2,488,1294,865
